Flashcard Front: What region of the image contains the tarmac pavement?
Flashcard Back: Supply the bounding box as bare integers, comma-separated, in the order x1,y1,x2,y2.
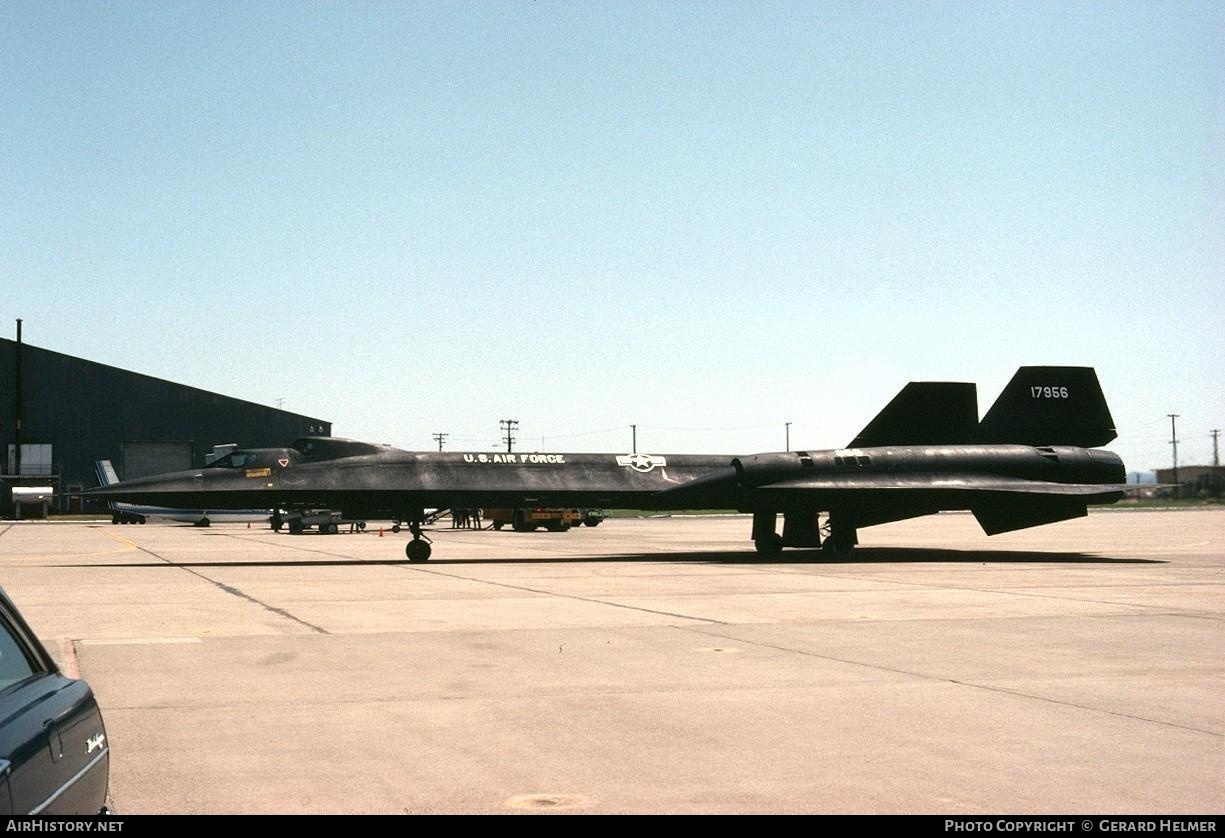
0,509,1220,814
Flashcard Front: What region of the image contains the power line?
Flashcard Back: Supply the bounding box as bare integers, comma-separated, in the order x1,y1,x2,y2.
538,425,627,440
432,432,448,452
638,422,780,432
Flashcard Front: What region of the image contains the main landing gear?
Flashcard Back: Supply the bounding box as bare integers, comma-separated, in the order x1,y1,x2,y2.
751,511,858,559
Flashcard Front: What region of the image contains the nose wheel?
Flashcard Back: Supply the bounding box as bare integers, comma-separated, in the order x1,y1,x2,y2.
403,515,432,562
406,539,432,562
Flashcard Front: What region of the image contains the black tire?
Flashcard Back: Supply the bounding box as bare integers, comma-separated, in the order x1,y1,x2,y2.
822,537,855,560
754,533,784,557
493,522,504,531
406,539,431,562
391,524,401,534
357,521,366,531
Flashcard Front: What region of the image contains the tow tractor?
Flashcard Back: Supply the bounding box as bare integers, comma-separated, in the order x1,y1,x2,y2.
485,507,605,532
272,510,367,535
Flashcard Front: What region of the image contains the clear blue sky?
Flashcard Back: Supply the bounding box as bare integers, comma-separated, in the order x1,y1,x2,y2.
2,2,1220,471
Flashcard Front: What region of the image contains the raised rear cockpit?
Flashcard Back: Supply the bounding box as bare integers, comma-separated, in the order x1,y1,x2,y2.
290,437,389,460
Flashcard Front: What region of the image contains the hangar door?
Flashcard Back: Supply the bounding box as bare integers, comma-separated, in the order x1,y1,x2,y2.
122,441,193,480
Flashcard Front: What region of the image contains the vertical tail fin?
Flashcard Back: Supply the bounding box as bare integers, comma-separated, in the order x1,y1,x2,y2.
95,460,120,487
977,367,1116,447
848,382,979,448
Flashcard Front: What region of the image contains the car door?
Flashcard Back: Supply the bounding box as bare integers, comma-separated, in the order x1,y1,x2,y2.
0,595,109,815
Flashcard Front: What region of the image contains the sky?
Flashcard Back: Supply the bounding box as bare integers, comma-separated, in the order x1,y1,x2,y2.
2,1,1221,472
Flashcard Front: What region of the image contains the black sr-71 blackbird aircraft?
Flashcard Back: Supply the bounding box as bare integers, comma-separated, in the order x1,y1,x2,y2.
89,367,1137,562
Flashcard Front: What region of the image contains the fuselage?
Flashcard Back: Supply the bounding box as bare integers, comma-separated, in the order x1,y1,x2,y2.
89,443,1127,519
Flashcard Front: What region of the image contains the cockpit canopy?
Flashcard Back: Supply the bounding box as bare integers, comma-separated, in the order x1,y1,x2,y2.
204,437,389,469
206,450,270,469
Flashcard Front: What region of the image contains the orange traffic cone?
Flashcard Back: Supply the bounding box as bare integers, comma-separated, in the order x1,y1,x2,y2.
378,527,384,537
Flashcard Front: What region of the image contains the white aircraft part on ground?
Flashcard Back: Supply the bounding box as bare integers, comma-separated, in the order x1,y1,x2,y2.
95,460,269,526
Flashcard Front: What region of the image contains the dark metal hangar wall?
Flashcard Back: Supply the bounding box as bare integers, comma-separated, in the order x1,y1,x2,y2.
1,337,330,512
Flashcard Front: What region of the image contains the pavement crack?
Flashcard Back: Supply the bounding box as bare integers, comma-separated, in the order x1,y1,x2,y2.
217,532,731,625
126,541,329,635
861,574,1222,618
676,625,1223,738
401,564,730,625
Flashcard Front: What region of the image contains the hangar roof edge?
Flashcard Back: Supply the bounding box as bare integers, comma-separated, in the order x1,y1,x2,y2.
0,337,331,426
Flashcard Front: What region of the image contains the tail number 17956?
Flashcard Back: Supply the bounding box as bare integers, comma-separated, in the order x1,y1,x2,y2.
1031,386,1069,398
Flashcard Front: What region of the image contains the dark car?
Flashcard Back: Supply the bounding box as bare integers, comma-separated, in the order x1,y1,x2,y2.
0,588,109,814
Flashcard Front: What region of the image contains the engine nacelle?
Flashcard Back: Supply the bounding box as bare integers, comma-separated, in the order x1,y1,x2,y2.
731,451,818,489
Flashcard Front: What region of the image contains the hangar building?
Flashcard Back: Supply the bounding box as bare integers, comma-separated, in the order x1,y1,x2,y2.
1,335,331,515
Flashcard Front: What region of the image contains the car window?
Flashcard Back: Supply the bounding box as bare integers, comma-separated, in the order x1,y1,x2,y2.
0,615,38,691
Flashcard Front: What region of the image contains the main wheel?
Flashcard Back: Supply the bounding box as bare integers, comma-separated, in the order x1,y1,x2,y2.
754,533,784,557
406,539,432,562
822,536,855,560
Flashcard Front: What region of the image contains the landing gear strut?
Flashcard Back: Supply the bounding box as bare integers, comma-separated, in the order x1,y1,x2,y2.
751,510,857,559
404,515,432,562
821,515,857,560
751,511,784,556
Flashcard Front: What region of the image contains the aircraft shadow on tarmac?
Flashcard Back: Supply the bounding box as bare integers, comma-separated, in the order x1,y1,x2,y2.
421,548,1164,566
64,547,1163,569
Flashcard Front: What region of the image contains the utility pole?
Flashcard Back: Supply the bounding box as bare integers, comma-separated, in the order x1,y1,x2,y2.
500,419,518,453
1212,429,1223,500
785,422,791,452
1168,414,1180,497
631,424,637,454
432,432,448,452
14,319,22,477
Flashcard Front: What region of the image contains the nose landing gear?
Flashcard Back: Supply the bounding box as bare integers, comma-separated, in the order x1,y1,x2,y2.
403,515,432,562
